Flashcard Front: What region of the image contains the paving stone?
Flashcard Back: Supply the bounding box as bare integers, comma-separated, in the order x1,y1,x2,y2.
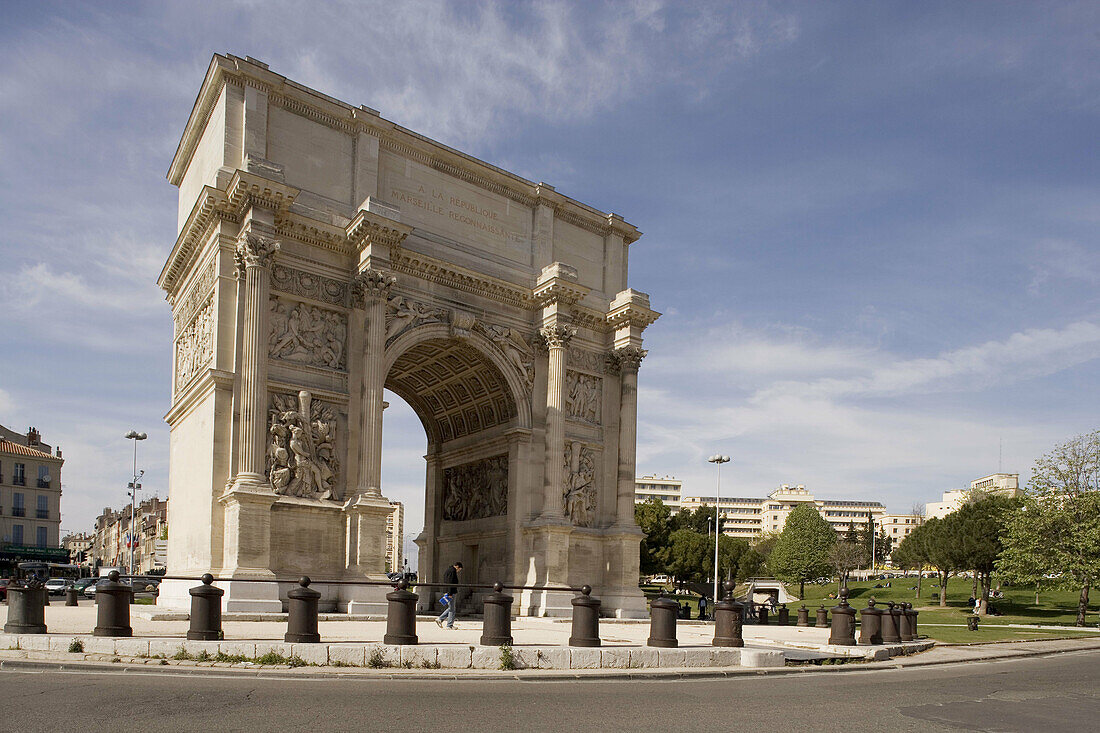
709,648,740,667
18,635,51,651
114,639,150,656
181,640,221,658
148,640,187,658
628,648,658,668
399,645,437,669
218,641,258,658
48,636,80,652
535,647,569,669
600,648,630,668
681,649,712,667
570,648,601,669
471,647,502,669
365,644,401,668
254,642,293,659
290,643,328,665
328,644,365,667
83,637,116,655
657,649,688,667
435,645,473,669
740,648,784,668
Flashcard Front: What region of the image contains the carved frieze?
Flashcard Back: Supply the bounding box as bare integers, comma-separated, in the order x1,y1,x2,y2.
483,324,535,390
173,259,216,332
442,455,509,521
568,346,614,375
385,296,447,342
566,371,601,424
268,296,348,371
268,390,341,501
563,441,597,528
271,264,348,307
174,296,214,391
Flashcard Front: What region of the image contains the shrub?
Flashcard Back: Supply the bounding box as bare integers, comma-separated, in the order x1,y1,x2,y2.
67,639,84,654
499,645,517,670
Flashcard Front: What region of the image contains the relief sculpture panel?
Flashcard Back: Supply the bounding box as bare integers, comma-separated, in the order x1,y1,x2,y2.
268,390,341,501
563,441,597,528
175,297,213,390
566,370,601,424
269,296,347,370
442,454,509,521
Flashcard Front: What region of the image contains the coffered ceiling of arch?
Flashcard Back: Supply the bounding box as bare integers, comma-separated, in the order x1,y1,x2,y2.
386,338,516,443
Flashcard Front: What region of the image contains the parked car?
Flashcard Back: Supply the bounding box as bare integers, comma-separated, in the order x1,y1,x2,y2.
0,578,10,602
71,577,98,595
44,578,71,595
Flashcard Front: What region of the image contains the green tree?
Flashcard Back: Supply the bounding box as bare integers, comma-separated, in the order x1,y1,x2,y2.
752,532,780,564
634,499,672,575
673,506,725,534
663,528,710,584
998,430,1100,626
923,516,968,607
892,522,934,598
768,504,836,598
829,540,864,590
949,494,1021,615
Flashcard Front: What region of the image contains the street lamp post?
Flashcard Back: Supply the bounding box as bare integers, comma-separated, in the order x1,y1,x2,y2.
707,454,731,604
125,430,147,577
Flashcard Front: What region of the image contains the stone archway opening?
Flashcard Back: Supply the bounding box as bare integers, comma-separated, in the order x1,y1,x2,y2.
383,335,521,606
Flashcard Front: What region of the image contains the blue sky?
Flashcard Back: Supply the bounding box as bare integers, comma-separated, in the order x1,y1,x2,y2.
1,2,1097,551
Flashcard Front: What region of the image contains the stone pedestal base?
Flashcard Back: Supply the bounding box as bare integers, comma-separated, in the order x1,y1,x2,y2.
337,582,390,615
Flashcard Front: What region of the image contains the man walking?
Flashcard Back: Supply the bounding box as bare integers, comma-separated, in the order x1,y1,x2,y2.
435,561,462,629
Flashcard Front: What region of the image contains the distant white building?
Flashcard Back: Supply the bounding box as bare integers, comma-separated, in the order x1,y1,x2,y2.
634,475,683,513
385,501,404,572
681,484,886,540
926,473,1020,519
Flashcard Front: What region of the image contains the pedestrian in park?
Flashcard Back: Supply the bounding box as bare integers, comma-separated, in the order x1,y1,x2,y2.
698,595,708,620
435,561,462,629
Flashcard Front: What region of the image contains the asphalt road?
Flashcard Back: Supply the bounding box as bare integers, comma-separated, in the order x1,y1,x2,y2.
3,651,1098,732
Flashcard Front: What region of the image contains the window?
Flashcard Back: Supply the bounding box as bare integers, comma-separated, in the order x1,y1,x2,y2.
37,465,50,488
12,492,24,517
36,526,47,547
12,524,23,545
36,495,48,519
13,463,25,486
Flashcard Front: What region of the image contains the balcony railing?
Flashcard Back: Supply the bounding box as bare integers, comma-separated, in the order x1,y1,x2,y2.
36,509,49,519
37,479,51,489
12,507,25,517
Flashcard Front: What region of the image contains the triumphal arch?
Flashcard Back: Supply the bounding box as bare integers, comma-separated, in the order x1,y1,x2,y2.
156,55,659,616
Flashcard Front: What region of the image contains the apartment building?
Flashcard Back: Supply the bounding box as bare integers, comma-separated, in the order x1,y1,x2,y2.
681,484,886,540
634,475,683,513
0,425,67,572
91,497,168,573
386,500,404,572
927,473,1020,519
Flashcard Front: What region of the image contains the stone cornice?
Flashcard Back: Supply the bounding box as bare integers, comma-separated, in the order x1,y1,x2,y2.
224,170,299,218
389,248,534,310
167,54,641,244
606,290,661,331
345,209,412,252
158,187,234,295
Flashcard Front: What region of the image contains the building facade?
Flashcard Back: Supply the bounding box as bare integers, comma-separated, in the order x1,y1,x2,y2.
156,55,658,617
0,425,66,573
63,533,94,568
91,497,168,574
634,475,682,512
926,473,1020,519
681,484,886,540
878,513,923,542
385,500,404,572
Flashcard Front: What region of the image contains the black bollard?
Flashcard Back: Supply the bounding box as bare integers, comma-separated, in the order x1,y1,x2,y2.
384,579,419,645
757,605,769,625
910,605,919,638
93,571,132,637
568,585,602,647
65,587,79,606
898,602,914,641
796,605,810,627
479,582,512,646
880,601,901,643
828,589,857,646
777,604,790,626
712,581,744,648
285,576,320,643
4,582,47,634
858,599,883,645
647,593,679,648
815,604,829,628
187,573,224,641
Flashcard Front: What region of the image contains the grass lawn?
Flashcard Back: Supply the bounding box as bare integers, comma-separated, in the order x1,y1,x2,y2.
920,626,1100,644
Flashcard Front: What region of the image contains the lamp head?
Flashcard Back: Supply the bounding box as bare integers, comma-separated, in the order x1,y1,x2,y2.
125,431,148,440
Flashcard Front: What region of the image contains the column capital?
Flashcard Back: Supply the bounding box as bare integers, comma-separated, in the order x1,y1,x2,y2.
350,268,397,309
612,345,647,372
234,231,279,275
539,324,576,349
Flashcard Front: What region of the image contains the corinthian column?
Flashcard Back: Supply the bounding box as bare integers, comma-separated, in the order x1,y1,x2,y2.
614,346,646,526
540,324,574,521
233,232,279,487
352,268,396,498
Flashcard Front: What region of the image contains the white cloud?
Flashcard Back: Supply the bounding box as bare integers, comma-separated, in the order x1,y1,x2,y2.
1029,238,1100,293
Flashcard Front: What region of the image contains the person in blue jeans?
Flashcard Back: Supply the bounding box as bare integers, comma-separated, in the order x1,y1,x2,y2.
435,561,462,629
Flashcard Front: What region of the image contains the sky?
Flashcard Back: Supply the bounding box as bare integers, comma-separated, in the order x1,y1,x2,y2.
1,1,1097,561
